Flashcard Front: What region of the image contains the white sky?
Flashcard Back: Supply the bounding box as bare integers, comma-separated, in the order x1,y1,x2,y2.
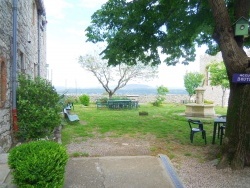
43,0,204,89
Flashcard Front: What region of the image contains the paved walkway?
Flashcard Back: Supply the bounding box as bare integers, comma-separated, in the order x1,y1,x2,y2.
0,154,184,188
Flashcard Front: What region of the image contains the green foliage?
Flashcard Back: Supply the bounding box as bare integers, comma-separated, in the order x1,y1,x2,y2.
99,97,109,103
85,0,221,66
58,95,79,111
79,94,90,106
8,141,68,188
204,99,214,104
65,95,79,104
207,61,229,89
152,85,169,106
184,72,204,98
17,74,61,141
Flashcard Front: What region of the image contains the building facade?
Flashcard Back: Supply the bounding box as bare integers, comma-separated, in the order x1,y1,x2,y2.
0,0,47,152
199,52,230,107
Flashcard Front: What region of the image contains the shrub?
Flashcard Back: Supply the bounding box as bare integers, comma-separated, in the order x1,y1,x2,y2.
152,100,162,107
17,74,61,141
79,94,90,106
65,96,77,105
8,141,69,188
152,85,169,106
99,97,108,103
204,99,214,104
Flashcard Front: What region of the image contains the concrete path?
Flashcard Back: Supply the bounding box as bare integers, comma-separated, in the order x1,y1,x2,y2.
0,153,11,188
1,154,184,188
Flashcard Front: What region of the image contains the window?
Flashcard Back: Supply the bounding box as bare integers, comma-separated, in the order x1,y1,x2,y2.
34,63,38,78
32,2,36,25
18,51,25,73
0,57,7,108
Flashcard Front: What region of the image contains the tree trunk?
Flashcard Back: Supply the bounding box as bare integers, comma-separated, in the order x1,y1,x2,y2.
209,0,250,169
221,84,250,169
108,92,114,99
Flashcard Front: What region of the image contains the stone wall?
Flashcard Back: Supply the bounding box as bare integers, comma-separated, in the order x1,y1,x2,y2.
88,94,190,104
0,0,47,153
0,0,15,153
87,92,226,105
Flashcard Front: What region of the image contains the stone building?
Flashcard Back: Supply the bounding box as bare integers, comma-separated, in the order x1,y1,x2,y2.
199,52,230,107
0,0,47,153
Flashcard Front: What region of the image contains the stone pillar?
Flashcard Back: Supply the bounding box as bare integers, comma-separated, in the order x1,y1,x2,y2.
195,87,205,104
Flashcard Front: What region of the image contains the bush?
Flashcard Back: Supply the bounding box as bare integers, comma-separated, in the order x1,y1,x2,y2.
8,141,68,188
152,85,169,106
99,97,108,103
152,100,162,107
204,99,214,104
79,94,90,106
17,75,61,141
65,96,79,105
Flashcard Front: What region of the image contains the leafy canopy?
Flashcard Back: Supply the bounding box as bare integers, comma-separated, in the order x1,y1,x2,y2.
184,72,204,98
86,0,249,66
207,61,229,90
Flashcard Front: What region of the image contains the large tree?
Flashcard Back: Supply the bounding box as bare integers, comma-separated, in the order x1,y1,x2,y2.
86,0,250,169
78,51,158,98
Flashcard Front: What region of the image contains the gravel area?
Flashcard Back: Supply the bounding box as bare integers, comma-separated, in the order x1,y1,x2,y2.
66,136,250,188
176,158,250,188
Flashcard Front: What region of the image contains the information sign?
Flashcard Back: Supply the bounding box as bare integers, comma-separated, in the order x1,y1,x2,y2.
233,74,250,83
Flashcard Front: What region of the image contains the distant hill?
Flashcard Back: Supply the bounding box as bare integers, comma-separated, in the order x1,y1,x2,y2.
55,84,185,91
121,84,155,90
55,84,187,95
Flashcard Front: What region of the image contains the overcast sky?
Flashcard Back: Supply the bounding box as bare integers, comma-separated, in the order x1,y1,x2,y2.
43,0,203,89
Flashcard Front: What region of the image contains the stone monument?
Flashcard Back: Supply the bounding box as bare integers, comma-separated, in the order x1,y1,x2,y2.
185,87,215,117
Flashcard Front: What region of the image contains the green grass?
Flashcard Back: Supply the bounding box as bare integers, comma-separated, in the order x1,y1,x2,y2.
61,103,227,148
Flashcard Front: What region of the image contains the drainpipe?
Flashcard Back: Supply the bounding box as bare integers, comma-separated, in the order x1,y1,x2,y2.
37,11,41,77
12,0,18,132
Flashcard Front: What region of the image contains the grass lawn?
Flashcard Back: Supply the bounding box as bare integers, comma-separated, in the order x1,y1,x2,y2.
61,103,227,160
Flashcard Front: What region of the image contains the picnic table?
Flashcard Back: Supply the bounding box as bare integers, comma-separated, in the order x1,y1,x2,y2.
96,100,108,108
107,99,138,109
212,116,226,144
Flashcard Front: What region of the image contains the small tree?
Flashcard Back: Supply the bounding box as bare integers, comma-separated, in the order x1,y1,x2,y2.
78,49,158,98
207,61,229,107
17,75,61,141
184,72,204,100
152,85,169,106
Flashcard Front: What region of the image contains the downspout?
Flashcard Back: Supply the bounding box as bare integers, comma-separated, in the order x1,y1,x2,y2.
37,11,41,77
12,0,18,132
